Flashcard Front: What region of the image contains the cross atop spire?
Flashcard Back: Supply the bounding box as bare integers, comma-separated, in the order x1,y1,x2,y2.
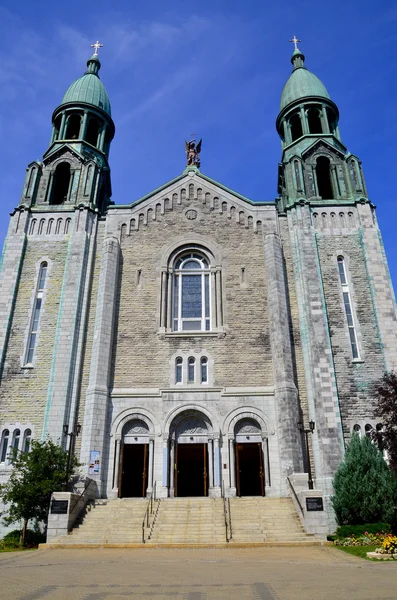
91,40,103,56
289,35,301,51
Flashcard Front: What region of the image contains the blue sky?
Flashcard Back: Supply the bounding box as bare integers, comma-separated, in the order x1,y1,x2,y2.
0,1,396,286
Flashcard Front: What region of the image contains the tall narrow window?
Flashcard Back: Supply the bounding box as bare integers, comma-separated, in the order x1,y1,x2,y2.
290,113,303,141
172,252,211,331
23,429,32,453
86,119,100,147
0,430,9,462
307,108,322,134
50,162,71,205
175,357,183,384
12,429,20,453
337,257,359,359
188,357,195,383
26,262,47,365
200,357,208,383
65,114,81,139
316,156,333,199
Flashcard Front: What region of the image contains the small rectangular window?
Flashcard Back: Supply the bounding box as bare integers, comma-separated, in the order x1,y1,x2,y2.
188,357,195,383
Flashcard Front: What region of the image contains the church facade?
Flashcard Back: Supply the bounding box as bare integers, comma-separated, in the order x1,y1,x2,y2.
1,44,396,533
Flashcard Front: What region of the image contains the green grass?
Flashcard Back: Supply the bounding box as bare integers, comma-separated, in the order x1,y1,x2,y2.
0,546,37,553
335,545,379,559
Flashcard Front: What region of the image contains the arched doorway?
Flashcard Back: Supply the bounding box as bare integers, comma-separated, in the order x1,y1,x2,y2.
170,413,211,497
119,419,149,498
234,418,265,497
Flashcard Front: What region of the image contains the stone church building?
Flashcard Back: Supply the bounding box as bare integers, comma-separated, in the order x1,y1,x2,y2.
1,43,396,535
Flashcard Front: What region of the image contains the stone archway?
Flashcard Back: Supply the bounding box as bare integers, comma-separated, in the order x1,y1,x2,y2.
111,410,158,499
223,409,271,497
167,408,220,498
119,419,150,498
234,418,265,497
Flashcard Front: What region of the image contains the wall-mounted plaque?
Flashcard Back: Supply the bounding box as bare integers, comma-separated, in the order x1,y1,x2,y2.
306,497,324,511
51,499,68,514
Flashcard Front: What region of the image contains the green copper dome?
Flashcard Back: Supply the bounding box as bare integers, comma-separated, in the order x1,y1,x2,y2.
280,49,330,111
60,55,111,116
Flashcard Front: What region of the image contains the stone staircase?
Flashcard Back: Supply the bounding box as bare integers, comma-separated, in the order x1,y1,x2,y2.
46,495,321,547
52,498,148,544
229,497,316,543
147,497,227,545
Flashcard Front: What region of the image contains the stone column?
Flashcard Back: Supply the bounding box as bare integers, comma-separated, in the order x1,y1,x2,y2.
264,232,302,493
147,438,154,493
213,437,220,487
59,112,66,139
80,235,120,495
229,438,236,491
81,111,88,140
207,438,214,491
321,105,330,133
263,438,271,487
113,438,121,492
300,106,308,134
169,440,175,497
215,271,222,326
162,439,169,490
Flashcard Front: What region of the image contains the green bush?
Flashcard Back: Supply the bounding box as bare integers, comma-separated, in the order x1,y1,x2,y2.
335,523,391,539
332,433,397,525
2,528,45,547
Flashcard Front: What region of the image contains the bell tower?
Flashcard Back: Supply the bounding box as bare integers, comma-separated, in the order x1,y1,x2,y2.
19,46,115,215
276,41,367,212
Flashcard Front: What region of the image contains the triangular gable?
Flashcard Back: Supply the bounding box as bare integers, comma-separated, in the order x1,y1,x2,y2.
302,137,346,160
110,168,275,234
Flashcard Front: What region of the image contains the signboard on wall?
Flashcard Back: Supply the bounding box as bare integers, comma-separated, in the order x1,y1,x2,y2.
89,450,100,474
51,499,68,514
306,497,324,511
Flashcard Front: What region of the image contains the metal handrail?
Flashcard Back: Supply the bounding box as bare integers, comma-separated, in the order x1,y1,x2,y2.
227,497,232,540
69,478,93,515
222,480,232,542
287,476,304,515
142,481,156,543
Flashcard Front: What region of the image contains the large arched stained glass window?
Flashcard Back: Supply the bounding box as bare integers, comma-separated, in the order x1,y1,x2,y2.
172,252,211,331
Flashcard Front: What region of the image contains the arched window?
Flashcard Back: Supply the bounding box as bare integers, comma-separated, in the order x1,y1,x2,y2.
26,262,47,365
172,251,211,331
50,163,71,204
65,114,81,139
365,424,373,438
307,108,322,134
23,429,32,453
0,430,9,462
326,108,337,134
12,429,20,454
175,357,183,384
353,424,361,437
53,115,62,141
290,113,303,141
200,357,208,383
86,119,100,147
337,256,359,359
316,156,333,199
188,357,196,382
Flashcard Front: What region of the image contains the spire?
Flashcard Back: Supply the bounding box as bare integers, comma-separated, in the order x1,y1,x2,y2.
289,36,305,70
85,54,101,76
291,48,305,70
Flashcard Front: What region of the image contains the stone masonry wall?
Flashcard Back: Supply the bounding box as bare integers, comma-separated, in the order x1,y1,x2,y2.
316,228,386,436
0,238,68,434
111,195,272,390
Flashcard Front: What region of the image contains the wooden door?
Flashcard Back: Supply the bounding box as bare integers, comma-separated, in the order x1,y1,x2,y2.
235,443,241,497
258,442,265,496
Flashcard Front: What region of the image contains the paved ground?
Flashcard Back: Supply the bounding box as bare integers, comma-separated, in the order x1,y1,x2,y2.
0,546,395,600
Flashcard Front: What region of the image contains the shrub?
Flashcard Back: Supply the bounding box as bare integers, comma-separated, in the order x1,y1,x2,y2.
335,523,391,539
1,528,45,548
332,433,397,525
381,535,397,554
